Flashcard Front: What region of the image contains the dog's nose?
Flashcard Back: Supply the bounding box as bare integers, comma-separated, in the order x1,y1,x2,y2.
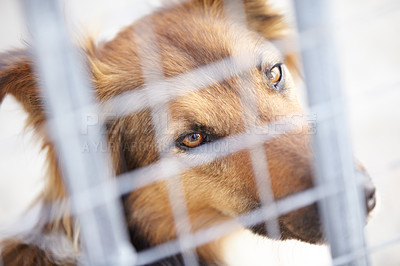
364,181,376,213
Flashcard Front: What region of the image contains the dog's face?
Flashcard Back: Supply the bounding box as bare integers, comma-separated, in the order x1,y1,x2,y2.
89,0,325,248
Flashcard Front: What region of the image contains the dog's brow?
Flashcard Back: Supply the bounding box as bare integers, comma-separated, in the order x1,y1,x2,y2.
259,42,284,67
186,123,224,137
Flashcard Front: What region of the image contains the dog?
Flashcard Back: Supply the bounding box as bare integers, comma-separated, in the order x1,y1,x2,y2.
0,0,376,265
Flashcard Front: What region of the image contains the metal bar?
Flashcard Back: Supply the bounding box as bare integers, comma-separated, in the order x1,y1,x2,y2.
223,0,281,240
21,0,136,265
132,12,199,266
293,0,369,265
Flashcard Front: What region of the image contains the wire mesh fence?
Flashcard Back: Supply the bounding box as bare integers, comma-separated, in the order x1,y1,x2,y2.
0,0,399,265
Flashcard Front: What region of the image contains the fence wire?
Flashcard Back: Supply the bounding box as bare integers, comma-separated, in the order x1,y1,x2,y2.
21,0,136,265
294,0,368,265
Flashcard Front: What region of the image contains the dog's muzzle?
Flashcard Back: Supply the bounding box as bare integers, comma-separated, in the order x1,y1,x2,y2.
363,178,376,213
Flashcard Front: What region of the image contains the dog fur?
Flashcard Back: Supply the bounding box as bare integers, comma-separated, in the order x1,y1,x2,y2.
0,0,374,265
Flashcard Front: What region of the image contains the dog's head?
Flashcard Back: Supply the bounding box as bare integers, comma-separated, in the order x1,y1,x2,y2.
88,0,376,247
0,0,375,256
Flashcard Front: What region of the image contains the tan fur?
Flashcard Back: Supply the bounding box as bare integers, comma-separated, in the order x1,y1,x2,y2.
0,1,374,265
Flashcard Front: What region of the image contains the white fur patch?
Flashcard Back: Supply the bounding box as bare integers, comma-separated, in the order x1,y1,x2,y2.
220,229,332,266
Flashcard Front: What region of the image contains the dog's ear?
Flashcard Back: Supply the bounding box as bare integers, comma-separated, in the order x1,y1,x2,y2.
177,0,287,39
0,50,46,127
242,0,288,40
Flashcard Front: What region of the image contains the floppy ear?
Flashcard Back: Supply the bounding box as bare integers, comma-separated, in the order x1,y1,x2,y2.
0,50,46,128
0,49,68,211
0,50,77,263
182,0,287,39
243,0,288,39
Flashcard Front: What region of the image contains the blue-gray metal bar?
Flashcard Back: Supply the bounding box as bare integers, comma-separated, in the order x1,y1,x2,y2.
224,0,281,241
21,0,136,265
132,15,200,266
294,0,369,265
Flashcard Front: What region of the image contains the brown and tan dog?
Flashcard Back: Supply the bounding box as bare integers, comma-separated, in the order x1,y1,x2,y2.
0,0,375,265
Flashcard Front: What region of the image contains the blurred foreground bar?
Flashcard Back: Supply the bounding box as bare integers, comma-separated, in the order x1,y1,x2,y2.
21,0,136,265
294,0,369,265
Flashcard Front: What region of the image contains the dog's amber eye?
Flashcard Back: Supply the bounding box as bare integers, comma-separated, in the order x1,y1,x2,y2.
182,133,204,148
267,64,282,85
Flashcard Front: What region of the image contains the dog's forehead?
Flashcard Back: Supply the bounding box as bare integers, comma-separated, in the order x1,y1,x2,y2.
133,3,281,76
95,2,284,99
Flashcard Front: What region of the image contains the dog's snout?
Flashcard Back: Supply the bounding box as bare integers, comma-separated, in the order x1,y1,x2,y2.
364,181,376,213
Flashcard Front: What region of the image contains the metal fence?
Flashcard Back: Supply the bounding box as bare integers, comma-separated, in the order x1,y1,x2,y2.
0,0,399,265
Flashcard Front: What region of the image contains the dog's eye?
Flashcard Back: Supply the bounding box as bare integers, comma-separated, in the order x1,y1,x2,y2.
266,64,284,91
268,65,281,83
181,133,205,148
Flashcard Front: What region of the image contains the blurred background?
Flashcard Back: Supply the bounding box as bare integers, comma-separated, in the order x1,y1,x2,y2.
0,0,399,265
